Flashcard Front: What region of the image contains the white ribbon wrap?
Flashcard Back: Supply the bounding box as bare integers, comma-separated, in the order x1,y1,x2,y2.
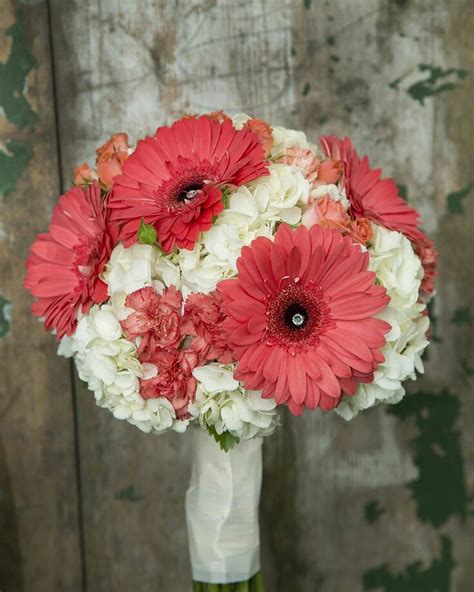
185,427,262,584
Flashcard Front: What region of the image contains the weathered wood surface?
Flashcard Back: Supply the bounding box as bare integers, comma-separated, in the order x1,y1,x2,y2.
1,0,473,591
0,1,83,590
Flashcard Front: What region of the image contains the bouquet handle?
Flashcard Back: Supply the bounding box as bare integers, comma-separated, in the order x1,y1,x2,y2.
185,428,263,588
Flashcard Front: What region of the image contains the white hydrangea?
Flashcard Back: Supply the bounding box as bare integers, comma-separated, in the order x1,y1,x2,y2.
369,225,423,310
271,125,316,154
177,242,233,296
336,224,430,420
104,243,162,295
246,163,310,223
190,364,279,441
232,113,318,157
231,112,251,129
58,304,187,434
203,219,273,274
103,242,181,318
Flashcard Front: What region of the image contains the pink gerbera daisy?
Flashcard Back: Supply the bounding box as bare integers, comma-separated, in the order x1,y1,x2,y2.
24,182,118,339
109,116,269,252
218,224,391,415
320,135,424,241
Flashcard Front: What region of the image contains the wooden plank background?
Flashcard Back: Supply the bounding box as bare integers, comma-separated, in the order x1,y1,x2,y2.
1,1,473,591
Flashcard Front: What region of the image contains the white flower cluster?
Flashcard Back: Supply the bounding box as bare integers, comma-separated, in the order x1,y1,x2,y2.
336,224,430,420
190,364,279,440
58,304,187,434
103,242,181,316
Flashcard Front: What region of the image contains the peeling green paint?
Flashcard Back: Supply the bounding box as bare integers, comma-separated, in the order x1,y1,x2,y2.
388,390,468,527
363,536,454,592
0,139,33,196
0,296,12,338
303,0,312,9
0,11,37,200
390,64,468,105
330,54,340,63
0,12,38,130
326,35,335,46
364,500,385,524
115,485,143,502
461,359,474,377
302,82,311,96
446,183,472,214
451,306,472,326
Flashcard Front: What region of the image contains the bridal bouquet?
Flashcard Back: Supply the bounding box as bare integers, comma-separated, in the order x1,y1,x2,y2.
24,112,438,589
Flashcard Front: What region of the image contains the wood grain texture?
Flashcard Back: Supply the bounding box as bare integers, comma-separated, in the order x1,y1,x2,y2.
0,1,83,590
2,0,472,590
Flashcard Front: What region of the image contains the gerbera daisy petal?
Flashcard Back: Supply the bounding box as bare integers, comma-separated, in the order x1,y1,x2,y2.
219,224,389,414
24,183,118,339
321,135,424,241
110,116,269,251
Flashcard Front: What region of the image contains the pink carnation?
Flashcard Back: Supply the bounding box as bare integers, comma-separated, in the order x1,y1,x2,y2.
139,348,198,419
277,146,342,189
302,195,351,232
121,286,183,352
349,217,373,245
182,291,233,363
73,162,98,186
96,132,130,189
243,118,273,157
278,146,320,186
414,235,439,297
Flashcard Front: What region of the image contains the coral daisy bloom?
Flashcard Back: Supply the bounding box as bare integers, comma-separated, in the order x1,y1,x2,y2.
218,224,391,415
24,182,118,339
109,116,269,252
320,135,424,241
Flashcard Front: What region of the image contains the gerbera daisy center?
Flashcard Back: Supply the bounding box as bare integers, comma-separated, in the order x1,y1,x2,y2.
266,282,332,350
176,182,205,203
284,303,308,329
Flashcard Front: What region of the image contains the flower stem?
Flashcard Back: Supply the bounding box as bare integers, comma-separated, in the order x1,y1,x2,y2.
193,573,264,591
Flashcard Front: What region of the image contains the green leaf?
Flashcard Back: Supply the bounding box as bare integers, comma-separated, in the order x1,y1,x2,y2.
207,426,240,452
221,186,232,208
137,219,157,245
446,183,473,214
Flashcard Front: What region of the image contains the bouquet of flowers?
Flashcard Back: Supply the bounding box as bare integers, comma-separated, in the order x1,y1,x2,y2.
24,112,438,590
